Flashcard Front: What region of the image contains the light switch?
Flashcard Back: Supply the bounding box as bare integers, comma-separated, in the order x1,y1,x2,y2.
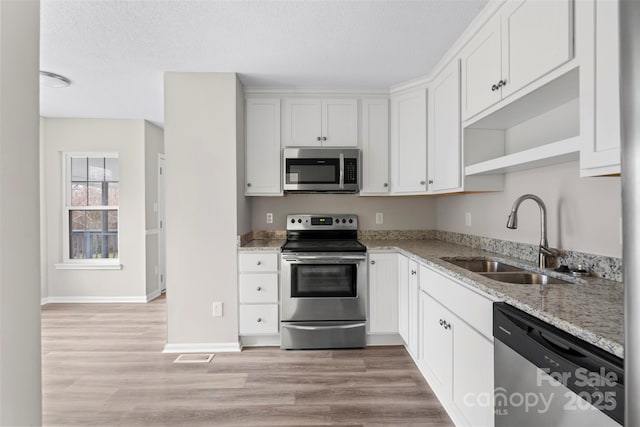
376,213,384,225
465,212,472,227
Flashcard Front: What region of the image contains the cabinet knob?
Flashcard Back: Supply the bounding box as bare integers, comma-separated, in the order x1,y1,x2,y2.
317,136,322,141
498,79,507,87
411,270,417,275
428,180,433,184
322,136,327,141
491,84,498,92
256,261,262,266
383,183,388,187
256,318,262,323
256,286,262,291
420,180,426,185
439,319,444,326
247,183,252,187
370,260,376,265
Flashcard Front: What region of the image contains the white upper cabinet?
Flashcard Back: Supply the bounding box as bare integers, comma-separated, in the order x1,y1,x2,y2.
462,0,573,121
428,60,462,193
361,98,390,194
579,0,621,176
390,88,428,194
245,98,282,195
461,15,503,120
282,97,358,147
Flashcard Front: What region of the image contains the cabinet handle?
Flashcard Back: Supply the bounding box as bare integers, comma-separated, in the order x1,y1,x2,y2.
420,180,426,185
491,84,497,92
383,183,388,187
317,136,322,141
370,260,376,265
256,261,262,266
439,319,444,326
257,318,262,323
428,180,433,184
498,79,507,87
247,183,252,187
411,270,417,275
256,286,262,291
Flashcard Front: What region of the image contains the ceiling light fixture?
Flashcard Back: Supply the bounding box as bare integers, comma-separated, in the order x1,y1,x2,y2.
39,71,71,88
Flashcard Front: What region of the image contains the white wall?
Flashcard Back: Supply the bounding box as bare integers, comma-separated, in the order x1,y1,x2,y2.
252,194,438,231
437,160,622,257
144,121,164,297
164,72,242,349
0,0,42,424
41,118,149,299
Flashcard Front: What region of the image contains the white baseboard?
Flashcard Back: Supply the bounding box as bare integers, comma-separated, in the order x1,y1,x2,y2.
146,289,162,302
367,333,404,346
41,295,148,305
162,342,242,353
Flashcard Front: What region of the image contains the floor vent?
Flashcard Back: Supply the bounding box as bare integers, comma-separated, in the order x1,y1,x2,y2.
173,353,214,364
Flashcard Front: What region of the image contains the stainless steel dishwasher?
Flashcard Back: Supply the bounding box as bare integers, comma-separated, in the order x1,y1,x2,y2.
494,302,624,426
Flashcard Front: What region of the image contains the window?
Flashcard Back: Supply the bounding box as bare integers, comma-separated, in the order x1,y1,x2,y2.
63,154,119,264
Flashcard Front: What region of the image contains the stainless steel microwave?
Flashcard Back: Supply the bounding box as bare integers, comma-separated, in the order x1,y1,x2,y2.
283,148,360,193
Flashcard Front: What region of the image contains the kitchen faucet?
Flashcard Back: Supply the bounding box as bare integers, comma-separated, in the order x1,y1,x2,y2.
506,194,559,269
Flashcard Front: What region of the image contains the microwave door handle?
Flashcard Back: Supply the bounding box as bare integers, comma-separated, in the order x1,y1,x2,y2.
339,152,344,190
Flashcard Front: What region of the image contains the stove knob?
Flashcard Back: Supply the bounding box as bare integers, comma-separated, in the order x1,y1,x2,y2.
335,218,339,223
297,219,302,223
348,219,353,224
290,219,295,224
342,219,347,224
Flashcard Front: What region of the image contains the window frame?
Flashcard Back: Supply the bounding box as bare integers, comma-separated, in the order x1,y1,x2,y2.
61,152,121,266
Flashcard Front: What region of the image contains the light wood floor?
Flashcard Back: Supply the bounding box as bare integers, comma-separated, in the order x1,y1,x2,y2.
42,295,453,426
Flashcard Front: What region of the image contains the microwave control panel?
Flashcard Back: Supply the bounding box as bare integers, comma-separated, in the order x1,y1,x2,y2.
344,158,358,184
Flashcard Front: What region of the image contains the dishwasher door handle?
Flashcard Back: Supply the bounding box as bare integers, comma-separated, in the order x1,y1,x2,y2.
281,322,366,331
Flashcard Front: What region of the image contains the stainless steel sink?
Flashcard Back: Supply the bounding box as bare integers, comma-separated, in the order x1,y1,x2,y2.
481,272,572,285
441,258,523,273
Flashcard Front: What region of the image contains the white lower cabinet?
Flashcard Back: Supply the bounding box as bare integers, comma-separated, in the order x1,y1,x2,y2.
368,252,398,334
238,251,279,337
418,263,496,427
397,254,419,356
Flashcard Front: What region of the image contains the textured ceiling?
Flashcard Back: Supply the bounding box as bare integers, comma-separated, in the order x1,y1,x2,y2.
40,0,487,126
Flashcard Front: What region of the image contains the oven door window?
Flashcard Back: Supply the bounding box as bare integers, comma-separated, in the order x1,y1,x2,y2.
285,158,339,184
291,264,357,298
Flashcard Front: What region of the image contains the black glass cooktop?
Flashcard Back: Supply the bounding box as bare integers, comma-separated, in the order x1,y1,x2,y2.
281,239,366,253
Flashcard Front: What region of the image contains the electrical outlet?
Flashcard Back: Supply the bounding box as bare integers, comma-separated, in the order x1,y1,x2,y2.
465,212,472,227
375,212,384,225
266,212,273,224
212,301,223,317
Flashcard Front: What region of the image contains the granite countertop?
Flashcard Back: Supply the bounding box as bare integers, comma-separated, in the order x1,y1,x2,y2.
239,237,624,358
363,239,624,359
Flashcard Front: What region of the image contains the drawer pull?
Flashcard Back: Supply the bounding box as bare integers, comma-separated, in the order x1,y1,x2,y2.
256,261,262,266
256,286,262,291
411,270,417,275
256,318,262,323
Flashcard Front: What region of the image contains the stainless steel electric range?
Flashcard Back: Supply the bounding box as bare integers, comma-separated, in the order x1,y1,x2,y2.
280,214,367,350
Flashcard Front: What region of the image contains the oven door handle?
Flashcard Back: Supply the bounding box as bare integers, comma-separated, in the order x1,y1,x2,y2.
281,322,366,331
282,255,367,262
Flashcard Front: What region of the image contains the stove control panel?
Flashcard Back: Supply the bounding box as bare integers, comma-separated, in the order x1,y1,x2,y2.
286,214,358,231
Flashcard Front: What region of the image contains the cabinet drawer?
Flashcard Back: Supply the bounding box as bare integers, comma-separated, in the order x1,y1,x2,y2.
419,264,495,339
238,253,278,272
239,273,278,303
239,305,279,335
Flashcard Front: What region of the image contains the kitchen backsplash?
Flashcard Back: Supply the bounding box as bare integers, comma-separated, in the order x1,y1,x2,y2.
240,229,622,282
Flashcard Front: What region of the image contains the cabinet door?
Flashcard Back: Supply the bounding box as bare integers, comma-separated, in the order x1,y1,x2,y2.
428,60,462,193
461,15,502,120
321,98,358,147
453,318,494,427
580,0,621,175
390,89,427,194
245,98,282,195
282,98,322,147
397,254,409,344
419,291,453,399
407,259,419,357
368,253,398,334
501,0,573,99
361,98,390,194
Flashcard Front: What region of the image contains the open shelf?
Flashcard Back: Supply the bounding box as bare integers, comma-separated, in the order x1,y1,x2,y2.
465,137,580,176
